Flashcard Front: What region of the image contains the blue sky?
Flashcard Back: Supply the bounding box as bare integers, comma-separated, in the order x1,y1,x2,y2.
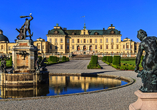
0,0,157,43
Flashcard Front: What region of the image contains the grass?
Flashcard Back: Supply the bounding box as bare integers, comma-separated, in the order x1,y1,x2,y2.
0,60,12,67
121,60,142,67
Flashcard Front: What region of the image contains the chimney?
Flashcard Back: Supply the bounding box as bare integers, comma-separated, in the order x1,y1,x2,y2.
103,28,105,30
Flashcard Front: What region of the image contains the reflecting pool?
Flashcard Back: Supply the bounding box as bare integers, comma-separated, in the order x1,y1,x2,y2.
0,75,128,99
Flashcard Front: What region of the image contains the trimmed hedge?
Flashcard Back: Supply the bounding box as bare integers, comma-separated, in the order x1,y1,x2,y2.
87,55,101,69
90,55,98,66
49,56,57,63
62,56,66,62
107,56,113,63
112,56,121,66
66,57,69,61
102,56,107,61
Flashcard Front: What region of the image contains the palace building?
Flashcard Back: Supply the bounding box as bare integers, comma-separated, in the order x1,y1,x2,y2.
0,24,141,56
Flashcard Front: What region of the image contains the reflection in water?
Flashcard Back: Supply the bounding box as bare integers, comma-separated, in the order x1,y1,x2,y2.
0,75,128,99
49,76,123,94
0,85,49,99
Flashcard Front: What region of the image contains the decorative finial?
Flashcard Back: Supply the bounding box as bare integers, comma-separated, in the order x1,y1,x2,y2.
83,23,86,29
56,23,59,26
111,24,113,27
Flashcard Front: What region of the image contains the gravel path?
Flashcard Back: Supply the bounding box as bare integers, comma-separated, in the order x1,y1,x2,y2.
0,60,141,110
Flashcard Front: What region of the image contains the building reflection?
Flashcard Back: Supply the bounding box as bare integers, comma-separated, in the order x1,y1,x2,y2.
0,76,122,98
0,85,49,99
49,76,121,94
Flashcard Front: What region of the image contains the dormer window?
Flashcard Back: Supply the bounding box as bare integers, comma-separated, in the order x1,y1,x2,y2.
94,32,98,35
54,31,58,34
110,31,115,34
72,32,75,35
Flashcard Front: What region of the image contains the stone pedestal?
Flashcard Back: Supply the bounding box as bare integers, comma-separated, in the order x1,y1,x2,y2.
12,40,38,73
129,90,157,110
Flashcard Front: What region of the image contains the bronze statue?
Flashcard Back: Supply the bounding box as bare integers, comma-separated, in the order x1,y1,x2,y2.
0,56,7,73
16,28,24,40
16,13,33,40
35,58,47,72
135,29,157,92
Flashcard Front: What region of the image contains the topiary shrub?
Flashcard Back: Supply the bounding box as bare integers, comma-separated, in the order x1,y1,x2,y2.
62,56,66,62
112,56,121,66
66,57,69,61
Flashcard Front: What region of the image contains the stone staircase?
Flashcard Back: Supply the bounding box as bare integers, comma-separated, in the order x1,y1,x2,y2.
70,55,92,60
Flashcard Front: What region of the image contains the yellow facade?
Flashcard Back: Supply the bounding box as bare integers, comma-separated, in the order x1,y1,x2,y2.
0,24,141,55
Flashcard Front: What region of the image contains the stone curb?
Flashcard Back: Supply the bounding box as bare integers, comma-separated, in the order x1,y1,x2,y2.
0,73,135,102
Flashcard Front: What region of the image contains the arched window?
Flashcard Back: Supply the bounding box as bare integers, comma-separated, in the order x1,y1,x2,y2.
117,38,119,43
111,39,113,43
106,38,108,43
60,38,63,43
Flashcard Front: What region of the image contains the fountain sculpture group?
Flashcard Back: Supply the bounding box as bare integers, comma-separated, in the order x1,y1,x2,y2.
0,14,49,90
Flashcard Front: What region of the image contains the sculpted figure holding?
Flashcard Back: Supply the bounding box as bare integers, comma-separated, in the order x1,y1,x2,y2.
16,13,33,40
135,29,157,92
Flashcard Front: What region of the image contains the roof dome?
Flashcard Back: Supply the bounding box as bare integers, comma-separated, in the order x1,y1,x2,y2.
0,29,9,42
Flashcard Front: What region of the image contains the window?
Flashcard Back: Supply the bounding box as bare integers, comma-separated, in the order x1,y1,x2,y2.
90,39,92,43
60,39,63,43
106,45,108,49
50,39,52,43
72,45,74,49
55,39,57,43
55,46,57,49
50,45,52,49
131,45,132,48
95,39,97,43
106,38,108,43
111,39,113,43
81,40,82,43
42,45,44,49
9,46,10,50
100,39,102,43
67,39,69,43
84,39,86,43
100,45,102,49
95,45,97,49
77,39,79,43
111,45,113,49
72,39,74,43
1,45,3,49
117,45,118,49
123,45,125,49
61,45,63,49
117,39,119,43
67,45,69,49
127,45,129,49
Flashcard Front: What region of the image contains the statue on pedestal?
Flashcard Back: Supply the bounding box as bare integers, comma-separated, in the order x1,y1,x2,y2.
16,13,33,40
135,29,157,92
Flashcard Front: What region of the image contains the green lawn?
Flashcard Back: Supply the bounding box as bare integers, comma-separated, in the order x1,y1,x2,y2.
121,60,142,67
0,60,12,67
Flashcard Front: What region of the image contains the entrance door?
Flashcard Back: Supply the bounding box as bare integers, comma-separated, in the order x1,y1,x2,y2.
89,45,92,51
77,46,80,51
83,45,86,51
